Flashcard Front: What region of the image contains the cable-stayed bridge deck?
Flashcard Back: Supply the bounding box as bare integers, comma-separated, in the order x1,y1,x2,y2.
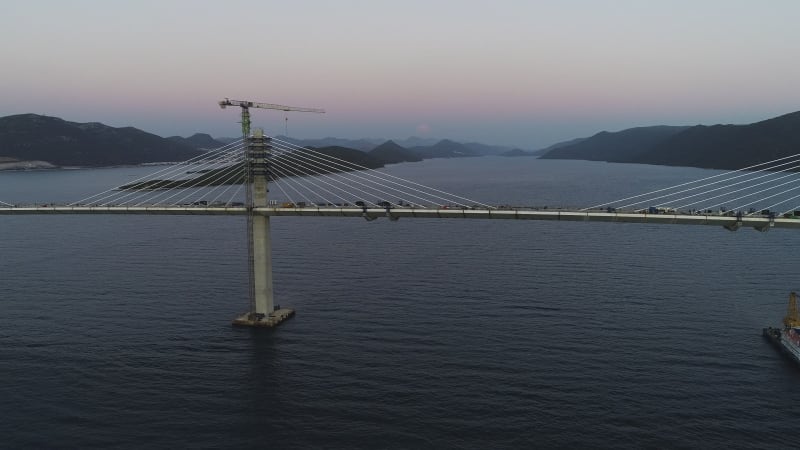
0,205,794,230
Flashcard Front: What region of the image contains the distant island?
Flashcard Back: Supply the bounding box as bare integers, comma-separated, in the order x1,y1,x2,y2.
538,111,800,170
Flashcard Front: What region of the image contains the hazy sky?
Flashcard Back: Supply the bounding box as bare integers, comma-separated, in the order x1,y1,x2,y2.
2,0,799,148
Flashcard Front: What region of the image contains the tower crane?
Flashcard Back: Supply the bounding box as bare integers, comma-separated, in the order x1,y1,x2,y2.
219,98,325,137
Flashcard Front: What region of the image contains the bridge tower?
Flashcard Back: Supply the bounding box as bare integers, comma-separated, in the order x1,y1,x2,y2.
222,99,324,327
232,128,291,327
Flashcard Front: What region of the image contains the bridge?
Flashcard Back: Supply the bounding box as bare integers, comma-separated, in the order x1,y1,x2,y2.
5,100,800,327
1,204,797,230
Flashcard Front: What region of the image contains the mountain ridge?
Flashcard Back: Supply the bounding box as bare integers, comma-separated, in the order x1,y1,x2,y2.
0,114,201,166
6,110,800,171
368,140,423,164
539,126,690,162
167,133,225,150
636,111,800,169
539,110,800,170
0,112,527,169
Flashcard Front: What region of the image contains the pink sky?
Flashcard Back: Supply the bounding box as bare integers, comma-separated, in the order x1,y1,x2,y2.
2,0,799,148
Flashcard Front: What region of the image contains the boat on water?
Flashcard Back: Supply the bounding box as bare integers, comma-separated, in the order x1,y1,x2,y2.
763,292,800,364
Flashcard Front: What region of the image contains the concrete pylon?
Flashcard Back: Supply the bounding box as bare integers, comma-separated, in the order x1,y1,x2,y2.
233,129,294,327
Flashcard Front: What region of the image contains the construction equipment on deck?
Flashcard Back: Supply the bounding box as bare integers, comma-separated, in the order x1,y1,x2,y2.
783,291,800,328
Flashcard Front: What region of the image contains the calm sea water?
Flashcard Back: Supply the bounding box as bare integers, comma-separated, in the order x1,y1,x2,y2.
2,157,799,449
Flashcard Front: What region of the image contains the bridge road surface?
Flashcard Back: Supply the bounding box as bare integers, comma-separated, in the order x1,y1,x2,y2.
0,206,795,231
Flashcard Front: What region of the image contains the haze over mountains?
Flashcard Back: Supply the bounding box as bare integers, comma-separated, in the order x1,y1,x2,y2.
0,113,526,169
3,110,800,171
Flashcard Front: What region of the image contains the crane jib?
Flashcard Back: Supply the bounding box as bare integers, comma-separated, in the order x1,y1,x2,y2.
219,98,325,114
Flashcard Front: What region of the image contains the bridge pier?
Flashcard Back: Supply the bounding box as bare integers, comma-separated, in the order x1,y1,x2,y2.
233,129,294,328
252,214,274,316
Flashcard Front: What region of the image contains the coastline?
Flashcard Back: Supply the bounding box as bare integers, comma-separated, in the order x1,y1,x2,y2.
0,160,57,171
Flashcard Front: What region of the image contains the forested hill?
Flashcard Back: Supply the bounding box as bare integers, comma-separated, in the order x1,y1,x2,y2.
540,111,800,170
368,140,423,164
539,126,689,162
637,111,800,169
0,114,201,166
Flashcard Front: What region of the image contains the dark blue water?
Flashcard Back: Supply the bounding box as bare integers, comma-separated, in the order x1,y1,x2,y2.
2,158,799,449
